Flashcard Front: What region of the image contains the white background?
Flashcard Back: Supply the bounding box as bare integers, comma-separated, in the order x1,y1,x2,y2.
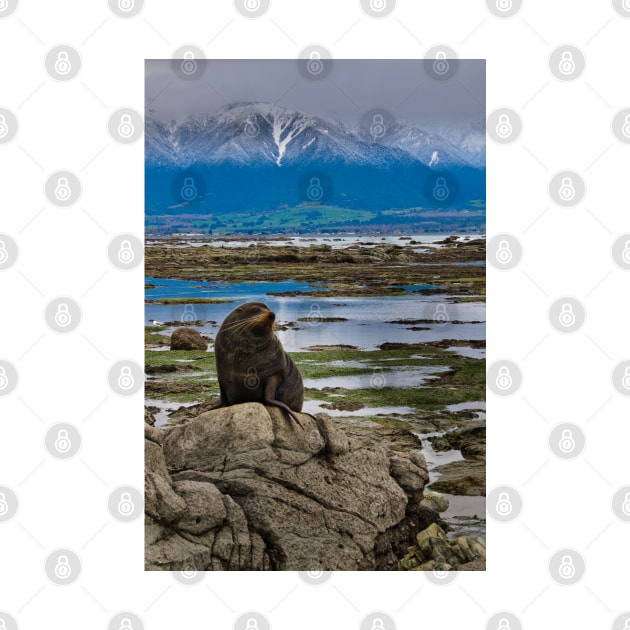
1,0,629,628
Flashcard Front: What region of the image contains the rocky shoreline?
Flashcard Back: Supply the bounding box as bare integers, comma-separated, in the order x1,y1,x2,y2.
145,403,485,571
145,237,485,299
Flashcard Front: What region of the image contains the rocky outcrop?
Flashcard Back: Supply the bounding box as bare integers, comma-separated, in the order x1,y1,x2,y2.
169,327,208,351
145,403,436,571
428,425,486,497
398,522,486,571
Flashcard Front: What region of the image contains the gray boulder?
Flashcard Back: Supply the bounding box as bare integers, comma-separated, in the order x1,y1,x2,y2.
145,402,433,571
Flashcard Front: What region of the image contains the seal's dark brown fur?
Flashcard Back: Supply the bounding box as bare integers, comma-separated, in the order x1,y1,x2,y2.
213,302,311,426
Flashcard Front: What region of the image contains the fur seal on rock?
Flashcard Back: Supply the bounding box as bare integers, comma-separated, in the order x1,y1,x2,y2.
212,302,313,426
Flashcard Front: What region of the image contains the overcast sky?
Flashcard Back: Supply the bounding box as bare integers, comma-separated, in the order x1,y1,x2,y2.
145,59,485,128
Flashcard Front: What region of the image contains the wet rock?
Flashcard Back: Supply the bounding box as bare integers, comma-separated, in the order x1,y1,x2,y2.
170,327,208,351
398,522,485,570
421,491,449,513
428,460,485,496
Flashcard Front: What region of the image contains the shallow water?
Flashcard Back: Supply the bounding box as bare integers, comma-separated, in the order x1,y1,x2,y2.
145,398,198,428
302,400,416,417
303,366,449,390
146,280,486,351
146,233,484,249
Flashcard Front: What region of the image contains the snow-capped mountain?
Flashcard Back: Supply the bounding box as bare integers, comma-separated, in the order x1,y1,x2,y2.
145,102,485,214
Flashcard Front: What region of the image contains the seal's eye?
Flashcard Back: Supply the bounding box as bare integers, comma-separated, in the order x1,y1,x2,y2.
251,307,261,314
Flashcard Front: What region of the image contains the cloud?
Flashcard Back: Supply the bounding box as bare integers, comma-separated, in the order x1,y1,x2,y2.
145,59,485,129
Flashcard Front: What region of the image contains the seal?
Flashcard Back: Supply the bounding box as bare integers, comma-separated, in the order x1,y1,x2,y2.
213,302,312,426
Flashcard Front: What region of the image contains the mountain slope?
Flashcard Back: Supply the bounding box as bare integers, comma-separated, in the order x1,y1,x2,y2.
145,102,485,215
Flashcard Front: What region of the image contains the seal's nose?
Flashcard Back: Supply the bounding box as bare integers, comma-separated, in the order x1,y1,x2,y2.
268,311,276,321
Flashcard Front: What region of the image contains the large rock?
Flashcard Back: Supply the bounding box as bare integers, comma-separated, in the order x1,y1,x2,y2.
169,327,208,351
145,403,433,571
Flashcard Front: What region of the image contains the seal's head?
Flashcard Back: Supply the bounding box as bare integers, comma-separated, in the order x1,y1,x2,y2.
219,302,276,338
